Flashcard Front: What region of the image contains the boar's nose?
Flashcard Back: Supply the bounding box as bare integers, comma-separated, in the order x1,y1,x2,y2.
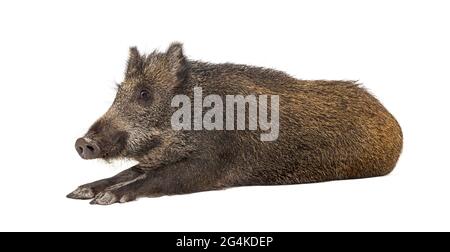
75,138,101,159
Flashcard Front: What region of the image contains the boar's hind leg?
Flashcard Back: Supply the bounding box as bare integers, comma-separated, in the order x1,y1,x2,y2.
67,165,146,200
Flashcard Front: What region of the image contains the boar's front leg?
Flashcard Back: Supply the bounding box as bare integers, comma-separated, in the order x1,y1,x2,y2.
89,159,224,205
89,174,149,205
67,165,147,200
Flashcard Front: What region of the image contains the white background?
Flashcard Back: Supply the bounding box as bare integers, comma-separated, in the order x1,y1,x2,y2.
0,0,449,231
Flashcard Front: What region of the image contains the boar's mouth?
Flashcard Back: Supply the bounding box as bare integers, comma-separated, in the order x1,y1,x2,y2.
97,131,129,160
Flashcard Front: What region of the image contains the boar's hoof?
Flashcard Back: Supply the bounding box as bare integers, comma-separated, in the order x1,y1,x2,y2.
67,187,95,200
119,194,136,203
90,191,118,205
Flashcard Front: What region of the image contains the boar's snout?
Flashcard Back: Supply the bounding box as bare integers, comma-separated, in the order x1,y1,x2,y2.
75,137,101,159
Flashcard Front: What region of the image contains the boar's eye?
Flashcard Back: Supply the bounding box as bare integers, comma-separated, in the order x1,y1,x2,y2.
139,89,150,101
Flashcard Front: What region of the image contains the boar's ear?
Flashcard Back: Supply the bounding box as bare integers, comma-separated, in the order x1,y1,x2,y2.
125,47,143,78
166,42,188,85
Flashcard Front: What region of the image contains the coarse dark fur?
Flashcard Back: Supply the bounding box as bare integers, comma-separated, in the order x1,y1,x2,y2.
68,42,403,205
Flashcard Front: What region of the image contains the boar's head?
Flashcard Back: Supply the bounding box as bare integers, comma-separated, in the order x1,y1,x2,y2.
75,43,187,160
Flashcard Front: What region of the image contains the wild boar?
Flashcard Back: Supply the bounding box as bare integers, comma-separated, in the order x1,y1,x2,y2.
68,42,403,205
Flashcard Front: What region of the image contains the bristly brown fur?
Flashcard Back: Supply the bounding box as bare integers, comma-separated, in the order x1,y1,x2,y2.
69,42,403,205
